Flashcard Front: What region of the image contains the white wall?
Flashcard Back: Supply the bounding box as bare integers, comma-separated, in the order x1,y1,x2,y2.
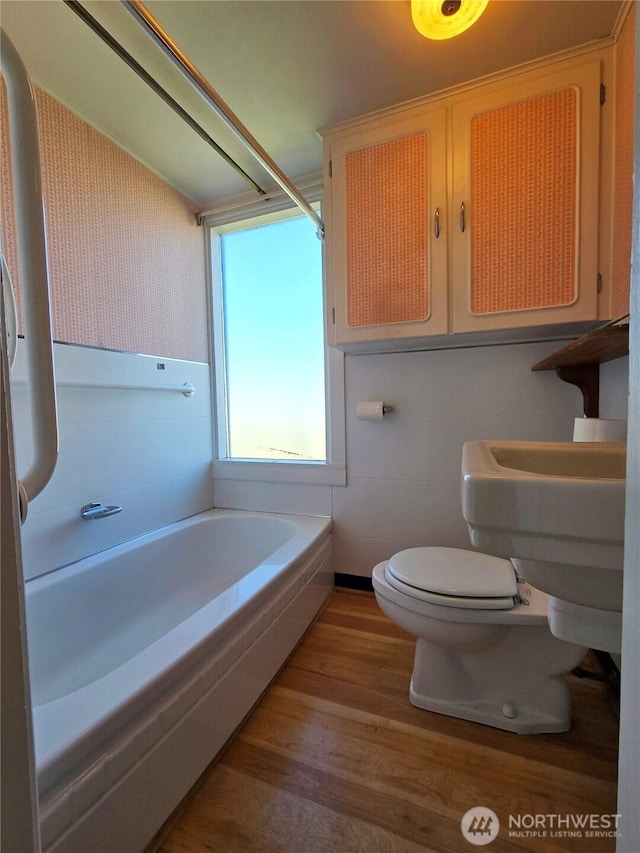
215,338,629,579
600,357,630,418
13,341,214,580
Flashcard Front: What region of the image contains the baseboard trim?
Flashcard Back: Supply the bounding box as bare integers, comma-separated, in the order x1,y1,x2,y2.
334,573,373,592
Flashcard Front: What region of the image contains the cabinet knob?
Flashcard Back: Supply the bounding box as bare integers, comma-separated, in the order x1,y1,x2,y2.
434,207,440,238
459,202,466,233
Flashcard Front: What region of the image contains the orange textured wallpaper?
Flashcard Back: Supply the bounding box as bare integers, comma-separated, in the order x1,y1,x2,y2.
611,2,635,321
1,85,208,363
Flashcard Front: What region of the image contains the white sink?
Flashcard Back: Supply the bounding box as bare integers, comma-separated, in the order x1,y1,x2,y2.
461,440,626,652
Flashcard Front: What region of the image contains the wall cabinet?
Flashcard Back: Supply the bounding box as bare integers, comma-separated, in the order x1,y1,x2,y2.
326,107,449,346
322,55,605,350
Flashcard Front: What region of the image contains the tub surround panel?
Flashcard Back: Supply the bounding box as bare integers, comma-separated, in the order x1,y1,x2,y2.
213,478,332,519
14,418,213,516
0,85,207,363
334,534,427,582
12,341,213,579
21,471,212,582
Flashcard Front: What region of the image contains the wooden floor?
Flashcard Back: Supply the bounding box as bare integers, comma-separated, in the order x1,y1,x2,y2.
153,590,619,853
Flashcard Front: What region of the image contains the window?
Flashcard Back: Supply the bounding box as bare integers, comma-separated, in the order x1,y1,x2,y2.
209,202,345,486
221,215,326,460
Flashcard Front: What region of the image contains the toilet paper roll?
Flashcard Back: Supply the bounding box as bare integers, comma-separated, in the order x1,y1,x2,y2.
357,401,385,421
573,417,627,442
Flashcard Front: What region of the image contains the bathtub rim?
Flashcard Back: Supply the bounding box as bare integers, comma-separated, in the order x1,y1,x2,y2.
26,506,325,589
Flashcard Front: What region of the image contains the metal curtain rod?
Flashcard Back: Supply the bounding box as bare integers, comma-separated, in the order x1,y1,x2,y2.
122,0,325,235
63,1,266,196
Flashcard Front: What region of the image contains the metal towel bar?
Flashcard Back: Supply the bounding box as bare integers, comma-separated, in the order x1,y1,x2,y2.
11,378,195,397
58,379,196,397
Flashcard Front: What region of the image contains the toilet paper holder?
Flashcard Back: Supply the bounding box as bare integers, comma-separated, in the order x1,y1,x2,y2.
356,401,393,420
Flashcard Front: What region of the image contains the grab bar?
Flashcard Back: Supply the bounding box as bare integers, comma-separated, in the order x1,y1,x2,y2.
1,254,18,369
1,31,59,522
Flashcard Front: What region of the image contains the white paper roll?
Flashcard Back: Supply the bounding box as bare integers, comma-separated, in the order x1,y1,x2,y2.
357,401,385,421
573,418,627,442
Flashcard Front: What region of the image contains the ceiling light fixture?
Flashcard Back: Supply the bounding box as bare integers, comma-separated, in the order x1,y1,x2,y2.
411,0,489,40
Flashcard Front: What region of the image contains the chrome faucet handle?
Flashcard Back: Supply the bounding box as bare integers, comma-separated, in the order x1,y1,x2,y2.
81,502,122,520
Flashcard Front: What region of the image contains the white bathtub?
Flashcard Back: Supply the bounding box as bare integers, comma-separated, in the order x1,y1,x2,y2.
25,509,333,852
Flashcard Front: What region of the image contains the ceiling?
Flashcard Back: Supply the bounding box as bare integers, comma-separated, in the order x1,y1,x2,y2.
1,0,624,209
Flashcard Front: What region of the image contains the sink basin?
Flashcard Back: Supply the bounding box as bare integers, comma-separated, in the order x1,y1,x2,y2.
462,440,626,574
487,443,627,479
461,440,626,652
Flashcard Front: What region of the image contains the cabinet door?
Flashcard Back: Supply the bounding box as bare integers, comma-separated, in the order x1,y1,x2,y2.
451,61,601,332
326,109,448,346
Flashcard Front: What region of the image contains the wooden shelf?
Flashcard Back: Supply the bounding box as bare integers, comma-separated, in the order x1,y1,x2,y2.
531,323,629,418
531,323,629,371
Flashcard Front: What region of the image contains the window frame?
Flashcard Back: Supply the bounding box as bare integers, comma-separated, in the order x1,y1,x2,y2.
206,190,345,487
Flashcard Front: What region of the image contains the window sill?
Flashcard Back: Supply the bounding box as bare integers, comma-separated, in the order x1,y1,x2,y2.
212,459,346,487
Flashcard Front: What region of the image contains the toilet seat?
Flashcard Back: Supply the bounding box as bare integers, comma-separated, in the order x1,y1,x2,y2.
385,547,517,610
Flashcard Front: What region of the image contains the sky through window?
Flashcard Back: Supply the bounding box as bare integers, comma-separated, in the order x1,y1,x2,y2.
220,214,326,461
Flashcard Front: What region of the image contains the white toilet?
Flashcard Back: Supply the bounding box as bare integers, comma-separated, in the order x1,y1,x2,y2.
372,546,587,734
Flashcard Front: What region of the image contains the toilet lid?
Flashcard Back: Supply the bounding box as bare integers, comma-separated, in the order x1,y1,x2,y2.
386,547,517,609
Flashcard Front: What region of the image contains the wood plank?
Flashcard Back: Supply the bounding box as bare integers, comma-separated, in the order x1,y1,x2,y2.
218,741,521,853
319,605,414,640
158,764,436,853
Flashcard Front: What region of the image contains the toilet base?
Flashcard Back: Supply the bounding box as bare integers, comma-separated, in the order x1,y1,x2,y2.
408,632,583,734
409,678,572,734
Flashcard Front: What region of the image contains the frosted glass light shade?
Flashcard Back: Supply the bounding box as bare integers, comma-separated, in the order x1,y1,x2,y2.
411,0,489,40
